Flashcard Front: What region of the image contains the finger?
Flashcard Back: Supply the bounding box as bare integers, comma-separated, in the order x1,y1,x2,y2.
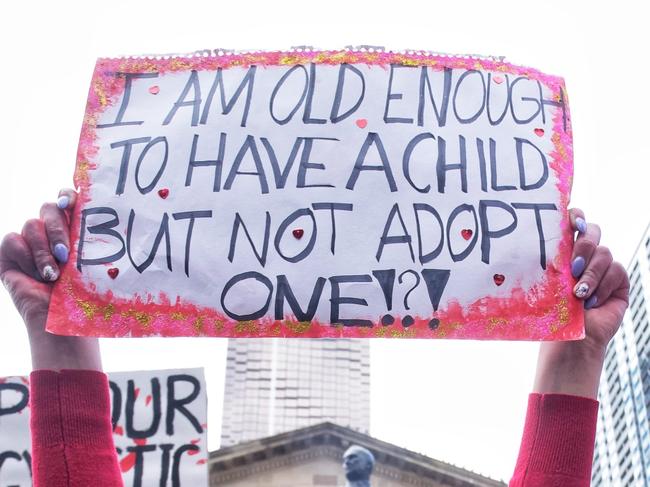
574,246,613,300
56,188,77,210
571,222,602,278
21,219,59,282
569,208,587,234
0,232,39,281
585,261,629,309
40,202,70,263
609,268,631,308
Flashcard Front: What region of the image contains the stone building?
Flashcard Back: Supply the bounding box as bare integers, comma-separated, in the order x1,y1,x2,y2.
209,422,505,487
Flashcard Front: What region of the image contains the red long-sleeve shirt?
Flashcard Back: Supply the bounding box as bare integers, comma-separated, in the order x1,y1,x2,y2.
510,393,599,486
29,370,598,487
29,370,123,487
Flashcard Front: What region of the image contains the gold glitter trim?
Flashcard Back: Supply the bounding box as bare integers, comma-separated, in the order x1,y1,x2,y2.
213,319,225,333
389,328,416,338
103,304,115,321
235,320,259,334
121,309,152,328
192,316,205,334
285,320,311,334
550,297,570,333
487,317,507,332
77,300,97,319
268,323,282,336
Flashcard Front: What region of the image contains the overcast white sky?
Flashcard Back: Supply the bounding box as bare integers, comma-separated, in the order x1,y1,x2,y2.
1,0,649,482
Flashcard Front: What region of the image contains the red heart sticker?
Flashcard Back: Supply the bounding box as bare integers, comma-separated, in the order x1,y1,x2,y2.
158,188,169,199
355,119,368,129
534,128,544,137
149,85,160,95
493,274,505,286
108,267,119,279
461,229,473,240
492,75,504,84
292,229,304,239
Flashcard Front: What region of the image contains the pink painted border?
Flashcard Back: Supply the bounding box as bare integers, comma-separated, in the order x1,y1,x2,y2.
46,50,582,340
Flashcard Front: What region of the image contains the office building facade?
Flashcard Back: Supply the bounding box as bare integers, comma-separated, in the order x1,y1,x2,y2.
592,225,650,485
220,338,370,447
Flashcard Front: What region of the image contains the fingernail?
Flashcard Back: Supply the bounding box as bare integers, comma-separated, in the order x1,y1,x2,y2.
585,295,598,309
42,265,59,282
575,217,587,234
57,195,70,210
574,282,589,298
571,256,586,278
53,243,69,263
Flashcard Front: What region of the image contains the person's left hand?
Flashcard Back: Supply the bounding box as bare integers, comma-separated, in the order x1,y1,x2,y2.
533,208,630,399
568,208,630,351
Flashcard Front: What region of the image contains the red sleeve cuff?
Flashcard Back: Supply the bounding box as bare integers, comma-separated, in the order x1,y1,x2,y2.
511,393,598,486
30,369,115,449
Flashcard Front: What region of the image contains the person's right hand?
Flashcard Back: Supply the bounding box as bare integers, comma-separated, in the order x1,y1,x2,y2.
1,189,100,371
0,190,76,333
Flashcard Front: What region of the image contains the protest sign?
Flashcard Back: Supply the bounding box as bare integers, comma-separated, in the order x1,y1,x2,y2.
0,377,31,487
47,49,581,340
0,368,208,487
110,368,208,486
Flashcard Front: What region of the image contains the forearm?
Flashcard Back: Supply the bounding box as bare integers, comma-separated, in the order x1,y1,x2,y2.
511,335,603,486
27,325,102,371
533,338,606,400
510,393,599,487
30,369,123,487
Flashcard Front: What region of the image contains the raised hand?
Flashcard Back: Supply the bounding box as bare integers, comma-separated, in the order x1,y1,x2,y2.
569,208,630,349
1,191,75,330
533,208,630,399
0,190,101,371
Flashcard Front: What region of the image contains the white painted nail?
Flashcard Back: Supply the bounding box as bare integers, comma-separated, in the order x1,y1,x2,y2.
574,282,589,298
42,265,58,282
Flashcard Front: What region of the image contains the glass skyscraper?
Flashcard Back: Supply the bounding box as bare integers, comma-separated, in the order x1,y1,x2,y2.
592,224,650,486
220,338,370,447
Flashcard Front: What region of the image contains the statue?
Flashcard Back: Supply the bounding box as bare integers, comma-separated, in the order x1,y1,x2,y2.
342,445,375,487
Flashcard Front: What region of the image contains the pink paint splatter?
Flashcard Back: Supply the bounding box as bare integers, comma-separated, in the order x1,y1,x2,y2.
120,453,136,472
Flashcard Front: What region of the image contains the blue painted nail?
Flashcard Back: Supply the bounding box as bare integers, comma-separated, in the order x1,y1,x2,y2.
575,217,587,233
585,295,598,309
57,195,69,210
53,243,69,263
571,256,585,278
